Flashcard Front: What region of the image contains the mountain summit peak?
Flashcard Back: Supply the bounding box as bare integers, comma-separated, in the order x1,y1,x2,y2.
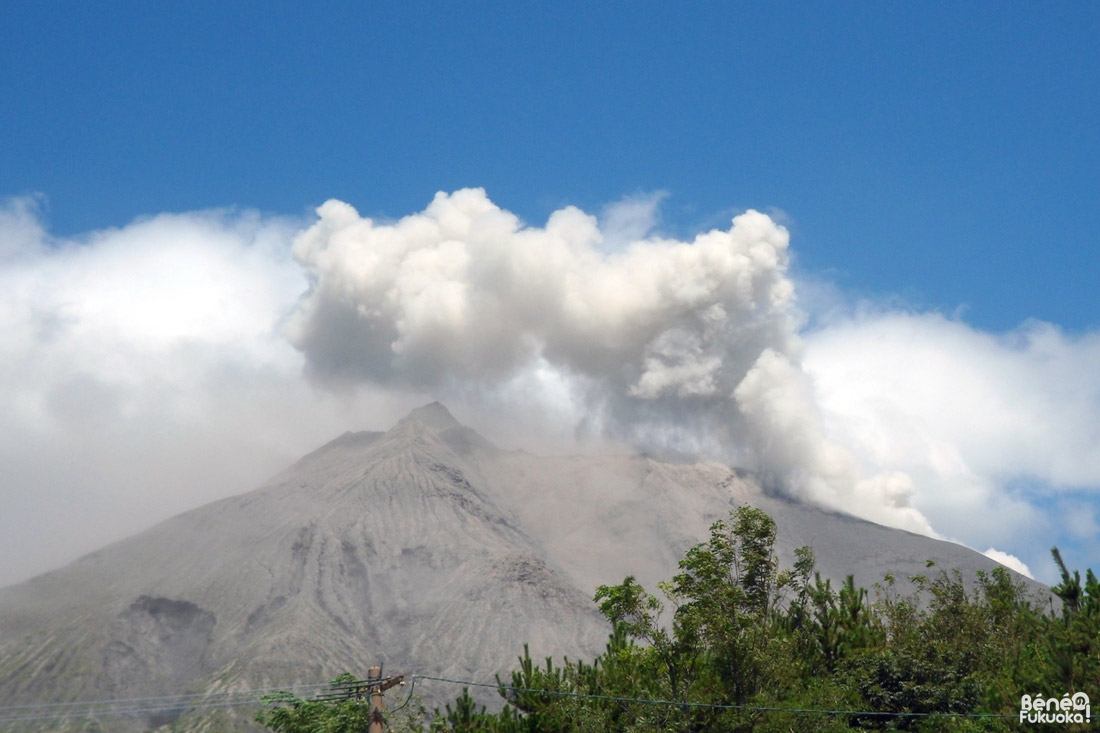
401,401,461,431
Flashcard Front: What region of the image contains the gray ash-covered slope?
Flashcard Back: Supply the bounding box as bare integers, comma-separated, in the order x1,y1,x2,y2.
0,403,1042,732
0,404,603,731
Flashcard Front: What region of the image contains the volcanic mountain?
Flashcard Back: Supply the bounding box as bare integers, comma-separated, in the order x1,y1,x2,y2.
0,403,1040,731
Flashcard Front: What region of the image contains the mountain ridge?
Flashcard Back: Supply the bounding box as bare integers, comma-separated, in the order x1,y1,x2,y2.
0,404,1045,732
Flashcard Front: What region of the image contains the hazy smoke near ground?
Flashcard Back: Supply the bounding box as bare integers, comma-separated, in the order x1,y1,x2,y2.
287,188,934,534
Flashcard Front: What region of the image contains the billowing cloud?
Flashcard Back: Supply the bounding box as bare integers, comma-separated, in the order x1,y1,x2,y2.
803,309,1100,579
4,190,1097,587
598,191,669,251
733,348,934,535
286,188,933,533
0,197,417,586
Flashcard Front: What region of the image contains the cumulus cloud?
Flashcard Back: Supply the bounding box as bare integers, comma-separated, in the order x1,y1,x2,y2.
982,549,1033,579
0,196,417,585
5,190,1097,587
803,308,1100,579
286,188,934,533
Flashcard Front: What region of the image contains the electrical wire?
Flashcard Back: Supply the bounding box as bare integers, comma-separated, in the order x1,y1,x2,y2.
388,675,419,714
0,670,1023,724
412,673,1019,721
0,682,331,724
0,682,330,712
0,696,266,723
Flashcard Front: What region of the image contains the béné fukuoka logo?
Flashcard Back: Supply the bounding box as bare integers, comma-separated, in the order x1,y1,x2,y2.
1020,692,1090,725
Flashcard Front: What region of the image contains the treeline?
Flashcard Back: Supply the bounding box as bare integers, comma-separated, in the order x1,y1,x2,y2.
258,507,1098,732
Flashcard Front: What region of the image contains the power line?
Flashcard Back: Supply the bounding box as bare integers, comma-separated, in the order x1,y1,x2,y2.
412,673,1018,721
0,696,267,724
0,682,330,724
0,670,1022,724
0,682,330,711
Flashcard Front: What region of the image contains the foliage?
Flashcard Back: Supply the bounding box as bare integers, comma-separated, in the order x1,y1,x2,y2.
257,509,1098,732
256,673,426,733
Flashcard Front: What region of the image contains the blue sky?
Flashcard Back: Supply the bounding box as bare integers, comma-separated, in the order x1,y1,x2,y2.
6,2,1098,330
1,3,1098,585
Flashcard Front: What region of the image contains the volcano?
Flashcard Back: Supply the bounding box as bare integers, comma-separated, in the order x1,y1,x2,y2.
0,403,1040,731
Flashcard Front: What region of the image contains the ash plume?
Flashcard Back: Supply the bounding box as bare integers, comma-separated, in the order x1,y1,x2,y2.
286,188,934,534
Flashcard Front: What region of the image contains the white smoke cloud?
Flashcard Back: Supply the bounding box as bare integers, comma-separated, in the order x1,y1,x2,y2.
0,194,48,260
597,191,668,251
4,190,1096,587
732,348,935,535
286,188,933,533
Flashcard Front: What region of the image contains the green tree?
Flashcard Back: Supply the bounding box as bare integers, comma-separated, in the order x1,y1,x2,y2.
1045,547,1100,696
256,673,426,733
428,688,504,732
254,525,1098,733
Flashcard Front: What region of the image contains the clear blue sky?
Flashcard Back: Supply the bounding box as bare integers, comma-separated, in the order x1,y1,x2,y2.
1,3,1099,586
4,2,1098,331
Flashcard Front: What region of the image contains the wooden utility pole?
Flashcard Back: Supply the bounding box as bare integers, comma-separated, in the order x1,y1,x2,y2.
316,666,405,732
367,664,405,733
